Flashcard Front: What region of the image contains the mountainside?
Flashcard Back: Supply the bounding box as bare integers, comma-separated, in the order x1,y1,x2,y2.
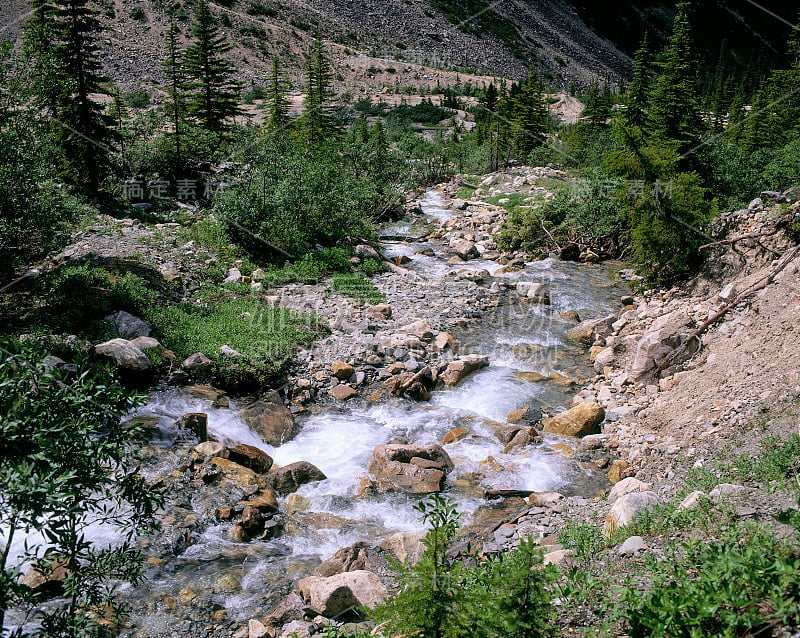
0,0,793,94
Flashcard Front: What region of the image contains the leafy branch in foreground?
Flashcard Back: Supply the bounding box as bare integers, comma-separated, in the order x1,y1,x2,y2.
0,339,164,637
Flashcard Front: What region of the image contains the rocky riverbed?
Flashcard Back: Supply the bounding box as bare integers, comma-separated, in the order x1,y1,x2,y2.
7,170,800,637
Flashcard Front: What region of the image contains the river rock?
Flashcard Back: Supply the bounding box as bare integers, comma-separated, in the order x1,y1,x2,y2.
94,338,154,383
608,477,652,502
240,490,279,513
593,347,616,374
329,385,358,401
263,593,305,630
211,458,265,488
194,441,227,458
678,490,706,510
228,444,273,473
443,427,468,444
268,461,327,496
369,303,392,319
331,360,355,380
566,315,615,345
380,532,425,565
435,332,454,350
618,535,647,556
604,492,660,536
441,355,489,387
315,542,372,577
182,352,214,374
104,311,151,339
368,443,454,493
129,336,160,350
451,198,468,210
239,391,298,446
542,402,605,438
21,558,69,597
608,459,633,483
629,310,697,383
297,570,387,617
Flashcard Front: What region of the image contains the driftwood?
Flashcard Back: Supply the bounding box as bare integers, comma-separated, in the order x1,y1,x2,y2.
540,219,562,252
399,366,431,394
460,181,479,190
655,244,800,376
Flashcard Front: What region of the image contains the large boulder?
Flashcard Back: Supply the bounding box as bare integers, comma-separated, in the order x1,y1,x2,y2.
297,570,387,617
441,355,489,387
238,390,298,446
604,491,660,536
368,444,453,494
566,315,615,346
94,338,154,384
542,402,605,438
315,542,373,577
268,461,327,496
380,532,425,565
629,310,697,383
104,311,151,339
450,239,478,261
228,444,273,473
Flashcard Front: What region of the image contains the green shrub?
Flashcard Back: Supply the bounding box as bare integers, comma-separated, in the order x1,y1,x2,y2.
44,264,156,334
623,528,800,637
245,1,277,16
124,88,151,108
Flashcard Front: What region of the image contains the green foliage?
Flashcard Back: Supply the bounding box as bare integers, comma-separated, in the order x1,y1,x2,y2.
386,99,453,127
623,528,800,637
147,293,322,377
218,133,404,258
43,263,156,334
183,0,243,133
0,339,164,635
124,88,151,108
330,273,385,305
245,1,276,16
373,496,556,638
556,518,607,560
763,138,800,191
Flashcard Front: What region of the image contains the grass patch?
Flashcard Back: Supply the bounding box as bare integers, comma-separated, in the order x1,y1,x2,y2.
330,273,385,305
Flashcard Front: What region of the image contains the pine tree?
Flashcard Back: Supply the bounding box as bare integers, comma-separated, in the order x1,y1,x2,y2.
51,0,115,194
509,69,549,157
183,0,242,133
22,0,61,115
626,33,653,128
581,77,611,129
161,13,186,161
647,2,704,155
482,81,498,112
264,55,290,132
301,37,334,142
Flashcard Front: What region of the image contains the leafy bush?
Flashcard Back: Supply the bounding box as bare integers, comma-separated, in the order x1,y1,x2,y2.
623,528,800,637
763,138,800,191
218,135,403,258
386,100,454,127
372,495,556,638
0,339,164,635
245,1,277,16
124,88,151,108
44,263,156,334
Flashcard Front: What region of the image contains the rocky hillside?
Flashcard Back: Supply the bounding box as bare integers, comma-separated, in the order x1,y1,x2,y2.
1,0,792,95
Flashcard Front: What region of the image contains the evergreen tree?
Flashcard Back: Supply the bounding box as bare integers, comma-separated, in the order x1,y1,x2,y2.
25,0,115,194
482,81,499,112
264,54,290,132
581,77,611,129
509,69,549,157
626,33,653,128
301,37,335,142
183,0,242,133
647,2,704,155
161,13,187,161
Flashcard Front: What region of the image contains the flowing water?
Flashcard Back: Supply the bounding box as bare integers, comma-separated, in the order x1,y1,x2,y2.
1,191,629,634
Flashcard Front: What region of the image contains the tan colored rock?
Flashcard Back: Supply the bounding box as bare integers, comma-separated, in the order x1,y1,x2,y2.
194,441,227,458
678,490,706,511
604,492,660,536
553,442,575,457
380,532,425,565
515,371,547,382
542,402,605,438
248,619,270,638
268,461,327,496
240,490,279,513
178,588,197,604
608,477,651,502
435,332,454,350
565,315,615,346
368,443,453,494
369,304,392,319
314,542,371,577
528,492,564,507
441,355,489,387
297,571,387,617
507,407,530,423
503,428,533,453
329,385,357,401
94,338,154,380
542,549,575,566
211,458,266,488
228,444,273,473
443,427,468,445
608,459,633,483
331,360,355,380
239,391,298,447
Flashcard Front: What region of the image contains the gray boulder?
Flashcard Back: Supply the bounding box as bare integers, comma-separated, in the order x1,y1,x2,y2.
104,311,151,339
